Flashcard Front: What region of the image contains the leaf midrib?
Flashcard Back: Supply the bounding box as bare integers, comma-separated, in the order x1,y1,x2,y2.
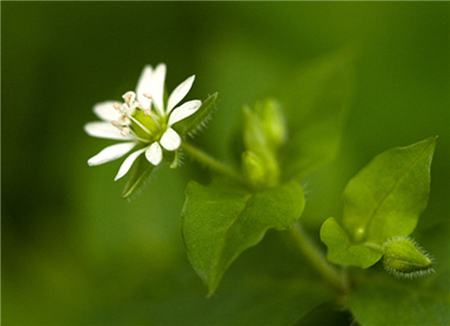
209,191,253,290
363,143,431,240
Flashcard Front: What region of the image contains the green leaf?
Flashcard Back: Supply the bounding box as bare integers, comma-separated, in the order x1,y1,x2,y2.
182,180,305,295
280,50,353,179
121,155,155,199
175,92,218,137
321,137,436,268
320,217,382,268
348,221,450,326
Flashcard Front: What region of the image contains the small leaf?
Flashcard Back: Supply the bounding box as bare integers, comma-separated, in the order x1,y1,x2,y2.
175,92,218,137
321,137,436,268
320,217,382,268
121,155,155,199
182,180,305,295
280,50,353,179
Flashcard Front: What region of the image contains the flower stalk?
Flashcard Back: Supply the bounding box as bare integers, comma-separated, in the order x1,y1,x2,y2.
289,223,349,294
181,142,246,186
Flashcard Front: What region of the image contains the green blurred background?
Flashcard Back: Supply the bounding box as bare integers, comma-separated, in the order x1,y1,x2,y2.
2,3,449,325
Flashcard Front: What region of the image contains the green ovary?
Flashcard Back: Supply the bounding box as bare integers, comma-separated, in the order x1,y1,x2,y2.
131,109,165,142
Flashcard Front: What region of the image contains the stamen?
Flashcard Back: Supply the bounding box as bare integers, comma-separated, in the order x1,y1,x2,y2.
122,91,136,104
121,127,131,136
111,120,122,129
113,103,121,111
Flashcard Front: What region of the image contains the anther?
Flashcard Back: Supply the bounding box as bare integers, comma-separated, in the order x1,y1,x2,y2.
122,91,136,104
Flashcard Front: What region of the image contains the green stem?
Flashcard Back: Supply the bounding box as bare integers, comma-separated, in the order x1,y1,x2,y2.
181,142,246,185
289,223,349,294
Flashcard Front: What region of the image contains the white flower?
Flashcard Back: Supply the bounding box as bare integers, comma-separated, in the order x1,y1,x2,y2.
85,64,202,180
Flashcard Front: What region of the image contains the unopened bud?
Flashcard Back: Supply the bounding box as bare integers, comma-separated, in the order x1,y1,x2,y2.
258,99,287,149
382,237,433,278
243,151,266,186
242,151,279,188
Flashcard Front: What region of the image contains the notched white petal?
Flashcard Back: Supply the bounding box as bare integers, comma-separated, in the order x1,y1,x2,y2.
167,75,195,113
145,142,163,165
160,128,181,151
87,142,136,166
150,63,166,114
114,148,146,181
84,122,134,140
93,101,121,121
168,100,202,126
136,65,153,110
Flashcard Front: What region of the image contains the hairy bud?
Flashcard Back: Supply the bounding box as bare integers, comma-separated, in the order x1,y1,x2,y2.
382,237,434,278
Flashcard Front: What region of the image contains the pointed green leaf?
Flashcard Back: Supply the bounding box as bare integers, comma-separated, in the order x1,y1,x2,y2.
182,181,305,295
280,50,353,179
175,92,218,137
321,137,436,268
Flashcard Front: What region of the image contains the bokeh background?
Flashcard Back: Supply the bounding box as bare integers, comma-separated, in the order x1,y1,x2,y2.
2,3,449,325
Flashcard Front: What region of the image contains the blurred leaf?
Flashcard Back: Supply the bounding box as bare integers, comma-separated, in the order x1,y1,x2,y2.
113,231,332,326
182,180,305,295
321,137,436,268
121,155,155,199
176,93,218,138
348,221,450,326
294,302,354,326
279,50,353,180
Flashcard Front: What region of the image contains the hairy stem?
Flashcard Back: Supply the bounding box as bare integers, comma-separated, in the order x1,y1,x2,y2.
289,223,349,294
182,142,246,185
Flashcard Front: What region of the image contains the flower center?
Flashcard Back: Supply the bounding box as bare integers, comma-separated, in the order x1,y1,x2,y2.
130,109,168,143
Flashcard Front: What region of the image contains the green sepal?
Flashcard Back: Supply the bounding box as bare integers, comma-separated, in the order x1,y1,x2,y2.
175,92,218,138
121,154,155,199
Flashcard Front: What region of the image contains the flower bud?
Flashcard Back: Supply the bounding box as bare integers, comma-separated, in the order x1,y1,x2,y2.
242,151,279,188
257,99,287,149
382,237,433,278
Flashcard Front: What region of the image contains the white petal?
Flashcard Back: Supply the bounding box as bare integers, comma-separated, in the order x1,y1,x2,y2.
136,65,153,110
168,100,202,126
114,148,146,181
87,142,136,166
159,128,181,151
93,101,121,121
167,75,195,113
150,63,166,115
84,122,134,140
145,142,163,165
